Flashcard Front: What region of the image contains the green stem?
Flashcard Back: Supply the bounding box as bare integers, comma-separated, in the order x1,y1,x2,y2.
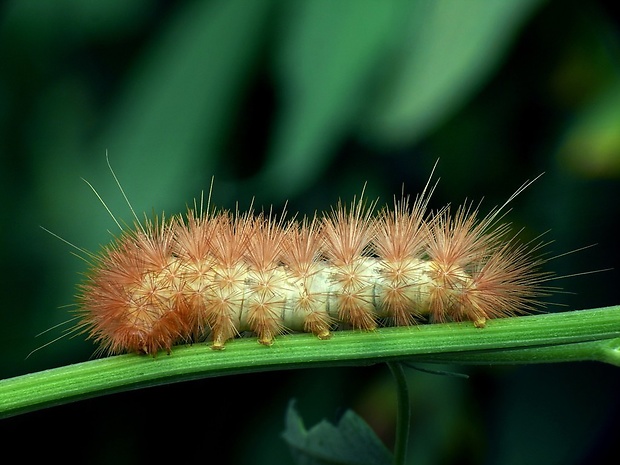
1,305,619,419
387,362,410,465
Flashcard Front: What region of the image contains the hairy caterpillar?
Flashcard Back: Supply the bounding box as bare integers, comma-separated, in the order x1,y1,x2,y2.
68,163,554,356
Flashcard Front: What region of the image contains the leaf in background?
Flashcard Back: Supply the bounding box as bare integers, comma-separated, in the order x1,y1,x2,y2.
89,0,272,213
0,0,153,45
254,0,400,199
282,400,393,465
557,82,620,178
361,0,544,147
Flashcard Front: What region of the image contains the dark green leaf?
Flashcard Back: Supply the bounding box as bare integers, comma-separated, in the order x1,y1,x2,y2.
256,0,400,198
362,0,544,146
282,400,393,465
90,0,272,212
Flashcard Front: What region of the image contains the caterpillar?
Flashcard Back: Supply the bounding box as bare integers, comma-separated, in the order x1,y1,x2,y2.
70,163,553,356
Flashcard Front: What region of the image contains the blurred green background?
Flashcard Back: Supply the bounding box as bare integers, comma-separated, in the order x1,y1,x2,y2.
1,0,619,463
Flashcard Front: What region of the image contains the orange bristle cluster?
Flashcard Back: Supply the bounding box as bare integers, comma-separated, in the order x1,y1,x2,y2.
77,178,552,355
